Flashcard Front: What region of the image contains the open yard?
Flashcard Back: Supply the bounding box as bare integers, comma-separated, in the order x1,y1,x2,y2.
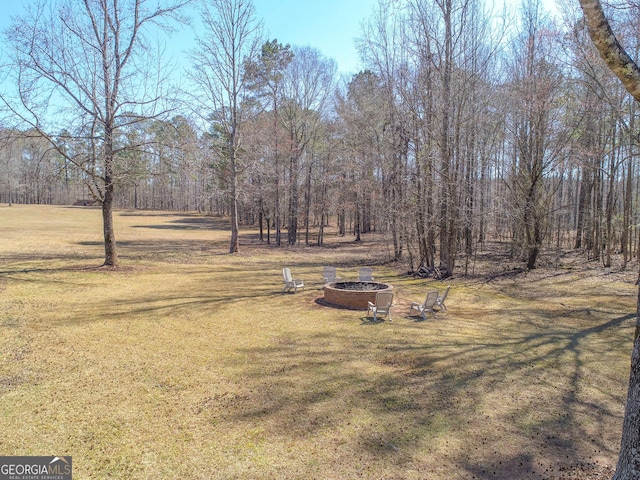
0,205,636,479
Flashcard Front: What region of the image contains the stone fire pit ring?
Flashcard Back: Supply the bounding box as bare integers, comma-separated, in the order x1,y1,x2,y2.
323,281,393,310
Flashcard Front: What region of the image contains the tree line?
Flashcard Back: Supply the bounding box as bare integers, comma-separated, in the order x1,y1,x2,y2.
1,0,639,275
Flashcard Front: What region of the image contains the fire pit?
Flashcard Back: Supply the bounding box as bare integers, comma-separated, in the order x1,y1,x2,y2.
323,281,393,310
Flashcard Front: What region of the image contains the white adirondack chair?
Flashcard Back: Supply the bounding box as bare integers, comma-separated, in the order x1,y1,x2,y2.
435,285,450,312
367,291,394,322
358,267,374,282
409,290,439,320
323,266,341,284
282,268,304,293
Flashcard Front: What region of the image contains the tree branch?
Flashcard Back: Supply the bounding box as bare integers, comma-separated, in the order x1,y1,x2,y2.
578,0,640,102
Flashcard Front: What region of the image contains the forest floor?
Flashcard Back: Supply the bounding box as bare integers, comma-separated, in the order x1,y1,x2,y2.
0,204,636,479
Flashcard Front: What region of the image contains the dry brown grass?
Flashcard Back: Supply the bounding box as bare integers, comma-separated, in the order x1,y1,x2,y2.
0,204,635,479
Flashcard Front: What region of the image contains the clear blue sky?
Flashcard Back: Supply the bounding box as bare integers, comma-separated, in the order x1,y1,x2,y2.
0,0,376,76
252,0,376,75
1,0,566,76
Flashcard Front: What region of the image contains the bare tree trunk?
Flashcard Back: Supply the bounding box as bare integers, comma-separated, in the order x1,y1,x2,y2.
275,157,281,246
258,197,264,242
287,149,299,246
604,127,617,268
579,0,640,103
622,109,635,269
271,92,282,246
437,0,456,277
266,213,271,244
304,161,312,246
102,181,118,266
575,169,588,250
578,1,640,477
229,155,239,253
355,201,361,242
101,116,118,266
612,278,640,480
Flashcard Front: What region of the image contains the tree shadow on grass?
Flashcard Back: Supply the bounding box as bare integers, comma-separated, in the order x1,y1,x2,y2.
203,308,634,479
132,216,230,231
77,239,234,260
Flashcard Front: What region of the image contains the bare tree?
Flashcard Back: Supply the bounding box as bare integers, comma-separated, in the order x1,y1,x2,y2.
244,39,294,246
359,0,410,260
280,46,336,246
188,0,262,253
335,70,387,244
578,1,640,478
505,0,566,269
1,0,190,266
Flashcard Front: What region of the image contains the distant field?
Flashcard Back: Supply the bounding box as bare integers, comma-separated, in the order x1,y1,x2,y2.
0,204,635,479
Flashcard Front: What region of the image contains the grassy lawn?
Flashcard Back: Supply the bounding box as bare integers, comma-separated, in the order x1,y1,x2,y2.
0,204,635,479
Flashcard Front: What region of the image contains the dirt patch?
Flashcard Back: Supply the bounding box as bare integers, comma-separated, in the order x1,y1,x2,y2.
546,462,615,480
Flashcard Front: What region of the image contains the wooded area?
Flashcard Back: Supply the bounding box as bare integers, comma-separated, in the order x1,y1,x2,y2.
1,0,640,277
